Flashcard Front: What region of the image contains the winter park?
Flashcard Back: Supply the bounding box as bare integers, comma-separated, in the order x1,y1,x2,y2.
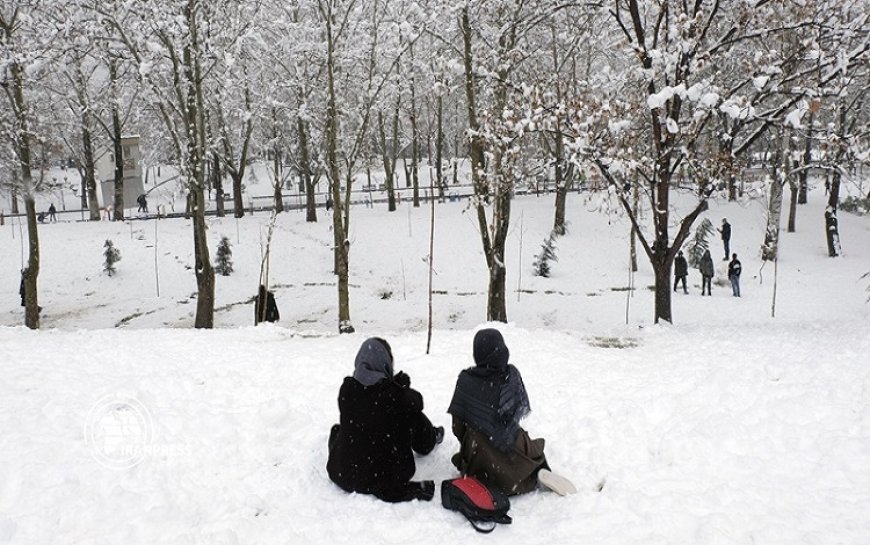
2,1,870,544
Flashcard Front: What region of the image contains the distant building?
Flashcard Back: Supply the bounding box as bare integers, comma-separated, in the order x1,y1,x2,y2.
95,135,144,208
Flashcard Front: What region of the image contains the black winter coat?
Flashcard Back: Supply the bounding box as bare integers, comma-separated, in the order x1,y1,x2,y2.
674,255,688,277
254,287,279,323
327,377,436,502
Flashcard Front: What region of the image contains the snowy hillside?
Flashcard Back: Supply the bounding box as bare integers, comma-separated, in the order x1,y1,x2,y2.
1,178,869,544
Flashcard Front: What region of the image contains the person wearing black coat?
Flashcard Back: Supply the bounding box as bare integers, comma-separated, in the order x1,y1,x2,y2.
254,285,279,324
447,329,576,496
19,270,26,307
327,337,443,503
718,218,731,261
673,250,688,294
699,249,715,296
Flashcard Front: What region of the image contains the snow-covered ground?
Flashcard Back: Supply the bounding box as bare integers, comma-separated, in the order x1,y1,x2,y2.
1,171,869,544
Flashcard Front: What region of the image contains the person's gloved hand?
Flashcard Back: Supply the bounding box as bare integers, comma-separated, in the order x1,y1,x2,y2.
394,371,411,388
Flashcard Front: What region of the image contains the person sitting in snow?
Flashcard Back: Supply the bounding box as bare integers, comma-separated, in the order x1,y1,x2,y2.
447,328,576,496
254,285,279,324
327,337,444,503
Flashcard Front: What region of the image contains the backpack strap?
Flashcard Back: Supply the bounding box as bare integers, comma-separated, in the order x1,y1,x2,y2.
468,518,497,534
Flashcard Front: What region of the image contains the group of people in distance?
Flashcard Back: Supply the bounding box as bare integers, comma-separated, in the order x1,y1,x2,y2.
326,328,576,504
673,218,742,297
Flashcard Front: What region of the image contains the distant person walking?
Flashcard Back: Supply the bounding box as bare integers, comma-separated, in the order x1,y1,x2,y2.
325,196,333,212
673,250,688,294
48,203,57,222
728,253,742,297
699,249,714,296
718,218,731,261
137,194,148,213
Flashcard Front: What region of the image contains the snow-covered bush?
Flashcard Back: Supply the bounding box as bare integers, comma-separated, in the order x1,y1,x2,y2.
686,218,715,268
103,240,121,277
532,231,559,277
215,236,234,276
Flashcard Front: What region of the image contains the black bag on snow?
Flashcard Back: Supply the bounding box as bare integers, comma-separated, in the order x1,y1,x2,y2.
441,476,511,533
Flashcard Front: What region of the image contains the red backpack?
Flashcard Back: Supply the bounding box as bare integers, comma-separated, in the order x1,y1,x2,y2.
441,476,512,533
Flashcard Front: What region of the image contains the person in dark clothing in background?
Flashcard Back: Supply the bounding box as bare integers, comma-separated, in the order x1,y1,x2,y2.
137,194,148,213
48,203,57,222
718,218,731,260
699,249,715,296
19,270,26,307
447,328,576,496
728,253,742,297
673,250,689,294
327,337,443,503
254,285,279,324
19,269,41,313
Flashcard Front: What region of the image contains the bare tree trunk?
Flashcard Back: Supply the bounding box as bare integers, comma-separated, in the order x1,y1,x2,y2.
324,6,353,333
378,109,397,212
23,195,40,329
109,57,125,221
79,169,88,209
726,152,737,201
630,182,639,272
272,145,284,213
11,186,19,214
271,112,284,214
185,2,214,328
298,117,317,222
549,23,569,236
762,134,786,261
212,151,225,217
6,52,40,328
231,171,244,218
798,112,813,205
487,163,511,323
81,123,101,220
435,92,444,200
787,137,798,233
409,43,420,208
460,7,491,250
551,132,569,235
653,257,672,324
825,168,842,257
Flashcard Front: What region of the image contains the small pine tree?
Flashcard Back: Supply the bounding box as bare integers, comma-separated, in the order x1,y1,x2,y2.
103,239,121,276
532,231,559,277
215,236,234,276
686,218,715,268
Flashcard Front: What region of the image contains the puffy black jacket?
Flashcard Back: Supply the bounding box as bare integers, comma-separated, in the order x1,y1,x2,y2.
327,377,436,502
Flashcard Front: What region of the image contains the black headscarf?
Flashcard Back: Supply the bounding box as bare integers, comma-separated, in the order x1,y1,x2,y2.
352,337,394,386
447,329,531,452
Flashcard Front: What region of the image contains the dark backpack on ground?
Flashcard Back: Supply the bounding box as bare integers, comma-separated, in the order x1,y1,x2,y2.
441,476,511,533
